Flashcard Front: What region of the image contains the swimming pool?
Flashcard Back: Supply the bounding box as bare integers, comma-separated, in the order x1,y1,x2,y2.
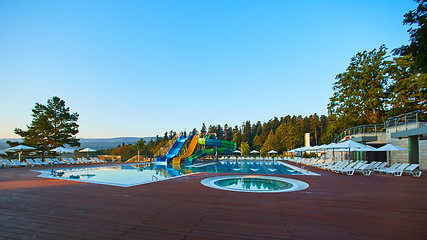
201,175,310,193
35,160,317,187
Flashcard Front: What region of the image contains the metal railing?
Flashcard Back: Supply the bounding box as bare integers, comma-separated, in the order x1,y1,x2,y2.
333,124,386,143
385,110,427,131
333,110,426,143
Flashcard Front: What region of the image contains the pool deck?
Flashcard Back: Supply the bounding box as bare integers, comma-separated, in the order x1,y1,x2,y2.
1,162,426,240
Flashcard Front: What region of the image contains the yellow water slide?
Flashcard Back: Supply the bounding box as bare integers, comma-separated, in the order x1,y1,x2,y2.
172,134,199,164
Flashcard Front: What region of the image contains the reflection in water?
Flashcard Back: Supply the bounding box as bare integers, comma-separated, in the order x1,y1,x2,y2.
215,178,292,191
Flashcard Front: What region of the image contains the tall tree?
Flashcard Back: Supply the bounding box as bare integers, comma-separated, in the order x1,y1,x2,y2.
232,131,242,148
328,45,390,133
200,123,207,135
394,0,427,72
239,141,250,156
387,55,427,116
261,130,278,154
242,121,253,147
14,96,80,155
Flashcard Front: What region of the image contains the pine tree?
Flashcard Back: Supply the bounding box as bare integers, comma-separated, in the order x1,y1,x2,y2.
14,96,80,155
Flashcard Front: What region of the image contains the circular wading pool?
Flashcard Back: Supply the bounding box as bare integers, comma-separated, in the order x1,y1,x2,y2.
200,175,309,193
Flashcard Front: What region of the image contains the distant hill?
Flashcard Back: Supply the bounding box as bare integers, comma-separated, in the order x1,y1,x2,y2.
0,137,156,150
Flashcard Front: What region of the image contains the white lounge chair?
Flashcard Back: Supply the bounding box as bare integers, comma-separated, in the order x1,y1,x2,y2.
1,159,21,167
402,164,422,177
67,158,80,164
339,162,365,175
352,163,373,176
388,163,410,176
377,163,402,174
33,158,50,166
10,159,28,167
25,158,42,166
60,158,72,164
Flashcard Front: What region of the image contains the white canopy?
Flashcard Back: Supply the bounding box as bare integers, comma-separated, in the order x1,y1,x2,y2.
5,144,36,162
79,147,96,153
250,150,259,154
268,150,278,154
6,145,36,152
51,147,74,153
376,144,408,151
332,140,377,151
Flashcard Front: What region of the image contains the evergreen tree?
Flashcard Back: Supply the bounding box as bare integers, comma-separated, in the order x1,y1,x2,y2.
232,131,242,148
242,121,253,148
14,96,80,155
394,0,427,72
223,124,233,141
387,55,427,115
216,124,224,140
200,123,207,135
261,130,278,155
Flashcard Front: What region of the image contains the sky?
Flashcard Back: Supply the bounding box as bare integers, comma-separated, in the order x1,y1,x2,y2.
0,0,417,139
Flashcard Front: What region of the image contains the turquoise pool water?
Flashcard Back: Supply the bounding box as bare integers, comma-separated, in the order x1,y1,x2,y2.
201,175,310,193
35,160,317,187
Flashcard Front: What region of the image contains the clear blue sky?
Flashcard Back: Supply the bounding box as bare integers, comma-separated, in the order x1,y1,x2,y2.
0,0,416,139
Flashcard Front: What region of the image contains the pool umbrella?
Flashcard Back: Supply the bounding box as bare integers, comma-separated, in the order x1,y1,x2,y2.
333,140,376,161
79,147,96,159
51,147,74,160
250,150,260,159
376,144,407,151
5,144,36,162
267,150,277,154
51,147,74,154
375,144,408,163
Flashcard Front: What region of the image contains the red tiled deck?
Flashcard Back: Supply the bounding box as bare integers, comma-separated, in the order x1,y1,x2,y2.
1,163,426,240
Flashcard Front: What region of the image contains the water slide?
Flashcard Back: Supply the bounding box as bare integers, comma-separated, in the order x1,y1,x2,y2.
187,136,236,163
172,134,199,164
155,134,192,163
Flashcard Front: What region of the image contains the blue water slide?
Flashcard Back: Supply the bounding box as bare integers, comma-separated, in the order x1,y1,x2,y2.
155,134,192,163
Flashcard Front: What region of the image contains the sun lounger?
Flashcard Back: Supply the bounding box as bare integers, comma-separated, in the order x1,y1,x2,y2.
10,159,28,167
333,161,359,173
53,158,68,164
1,159,21,167
78,157,94,163
377,163,402,174
339,162,364,174
33,158,50,166
387,163,410,176
25,158,42,166
402,164,422,177
89,157,102,163
60,158,72,164
67,158,80,164
45,158,62,165
352,163,373,176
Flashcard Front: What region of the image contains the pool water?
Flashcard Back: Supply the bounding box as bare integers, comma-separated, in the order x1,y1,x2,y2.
35,160,317,187
215,177,293,191
201,175,310,193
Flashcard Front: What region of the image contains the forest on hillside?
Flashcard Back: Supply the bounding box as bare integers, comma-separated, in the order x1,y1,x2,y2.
99,114,328,160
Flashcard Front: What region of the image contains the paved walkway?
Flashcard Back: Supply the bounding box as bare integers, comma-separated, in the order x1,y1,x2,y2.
1,163,426,240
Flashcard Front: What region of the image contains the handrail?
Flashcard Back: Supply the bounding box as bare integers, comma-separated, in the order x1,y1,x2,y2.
333,124,386,143
152,175,158,181
333,110,426,143
385,110,427,130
